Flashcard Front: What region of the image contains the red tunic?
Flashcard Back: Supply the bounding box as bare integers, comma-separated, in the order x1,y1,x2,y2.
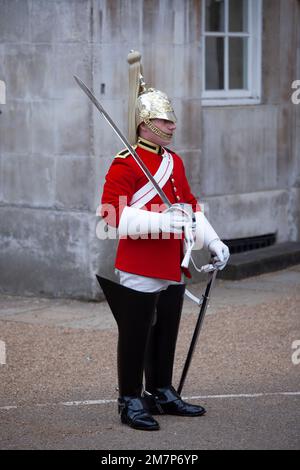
100,138,200,282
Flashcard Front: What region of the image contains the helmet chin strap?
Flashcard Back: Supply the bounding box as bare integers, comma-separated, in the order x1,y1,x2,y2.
143,118,173,141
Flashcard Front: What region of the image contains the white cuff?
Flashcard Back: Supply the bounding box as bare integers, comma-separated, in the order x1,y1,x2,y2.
118,206,161,237
203,215,220,249
192,211,205,250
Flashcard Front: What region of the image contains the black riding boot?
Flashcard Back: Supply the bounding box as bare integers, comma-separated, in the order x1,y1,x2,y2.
144,283,206,417
145,284,185,391
96,275,160,431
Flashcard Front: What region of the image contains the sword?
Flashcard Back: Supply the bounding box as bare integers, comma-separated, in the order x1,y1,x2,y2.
177,268,218,395
74,75,172,208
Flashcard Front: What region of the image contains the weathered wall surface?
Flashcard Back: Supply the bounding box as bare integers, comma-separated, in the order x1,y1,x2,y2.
0,0,96,298
0,0,203,298
0,0,299,299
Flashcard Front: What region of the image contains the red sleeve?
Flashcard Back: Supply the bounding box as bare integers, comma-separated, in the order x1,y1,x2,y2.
100,157,137,227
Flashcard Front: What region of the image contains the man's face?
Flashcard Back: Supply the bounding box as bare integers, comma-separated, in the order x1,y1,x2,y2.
139,118,177,146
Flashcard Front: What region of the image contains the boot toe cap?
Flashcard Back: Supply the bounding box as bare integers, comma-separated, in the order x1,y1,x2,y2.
144,387,206,416
170,400,206,416
132,415,160,430
119,397,160,430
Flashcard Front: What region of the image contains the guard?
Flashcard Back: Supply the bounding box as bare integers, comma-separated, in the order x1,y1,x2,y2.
97,51,230,430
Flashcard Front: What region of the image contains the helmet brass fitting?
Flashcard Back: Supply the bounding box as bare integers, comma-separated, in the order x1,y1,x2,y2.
127,50,176,145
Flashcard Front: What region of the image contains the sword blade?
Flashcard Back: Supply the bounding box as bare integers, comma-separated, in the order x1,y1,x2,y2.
74,75,171,208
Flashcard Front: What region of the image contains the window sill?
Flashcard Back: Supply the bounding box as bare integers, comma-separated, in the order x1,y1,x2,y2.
201,97,262,107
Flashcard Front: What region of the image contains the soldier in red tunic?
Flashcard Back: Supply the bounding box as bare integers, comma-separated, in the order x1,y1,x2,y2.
97,51,229,431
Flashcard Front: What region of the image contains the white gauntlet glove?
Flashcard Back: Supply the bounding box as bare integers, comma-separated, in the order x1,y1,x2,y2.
118,205,191,237
160,205,192,234
208,239,230,270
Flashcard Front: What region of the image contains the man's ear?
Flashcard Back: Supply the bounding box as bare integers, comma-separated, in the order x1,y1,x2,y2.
138,122,148,138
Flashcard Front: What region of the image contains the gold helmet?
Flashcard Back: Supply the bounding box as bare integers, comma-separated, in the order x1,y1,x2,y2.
127,50,177,145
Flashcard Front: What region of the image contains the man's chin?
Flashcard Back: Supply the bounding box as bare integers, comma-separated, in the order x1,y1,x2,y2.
161,133,173,142
149,132,173,146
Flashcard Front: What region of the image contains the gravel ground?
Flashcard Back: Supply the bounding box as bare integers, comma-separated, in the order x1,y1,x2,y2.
0,266,299,450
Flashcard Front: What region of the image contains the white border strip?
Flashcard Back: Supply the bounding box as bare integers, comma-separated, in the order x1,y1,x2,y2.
1,391,299,411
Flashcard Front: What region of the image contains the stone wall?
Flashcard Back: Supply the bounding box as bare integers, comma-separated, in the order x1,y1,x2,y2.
0,0,203,298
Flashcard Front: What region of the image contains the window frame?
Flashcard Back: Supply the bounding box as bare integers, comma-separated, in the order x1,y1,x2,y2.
201,0,262,106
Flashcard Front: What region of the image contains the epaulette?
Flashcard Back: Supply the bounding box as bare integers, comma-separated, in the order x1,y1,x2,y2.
114,146,136,159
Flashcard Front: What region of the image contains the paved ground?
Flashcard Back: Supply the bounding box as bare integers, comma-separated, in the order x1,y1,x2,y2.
0,266,299,450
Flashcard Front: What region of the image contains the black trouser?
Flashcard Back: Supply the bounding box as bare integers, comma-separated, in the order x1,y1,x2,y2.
96,276,158,397
144,284,185,392
96,276,185,397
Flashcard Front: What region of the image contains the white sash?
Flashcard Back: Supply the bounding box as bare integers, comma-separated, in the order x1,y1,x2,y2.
130,150,174,209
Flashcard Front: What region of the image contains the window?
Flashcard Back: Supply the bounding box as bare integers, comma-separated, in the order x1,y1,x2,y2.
202,0,262,106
